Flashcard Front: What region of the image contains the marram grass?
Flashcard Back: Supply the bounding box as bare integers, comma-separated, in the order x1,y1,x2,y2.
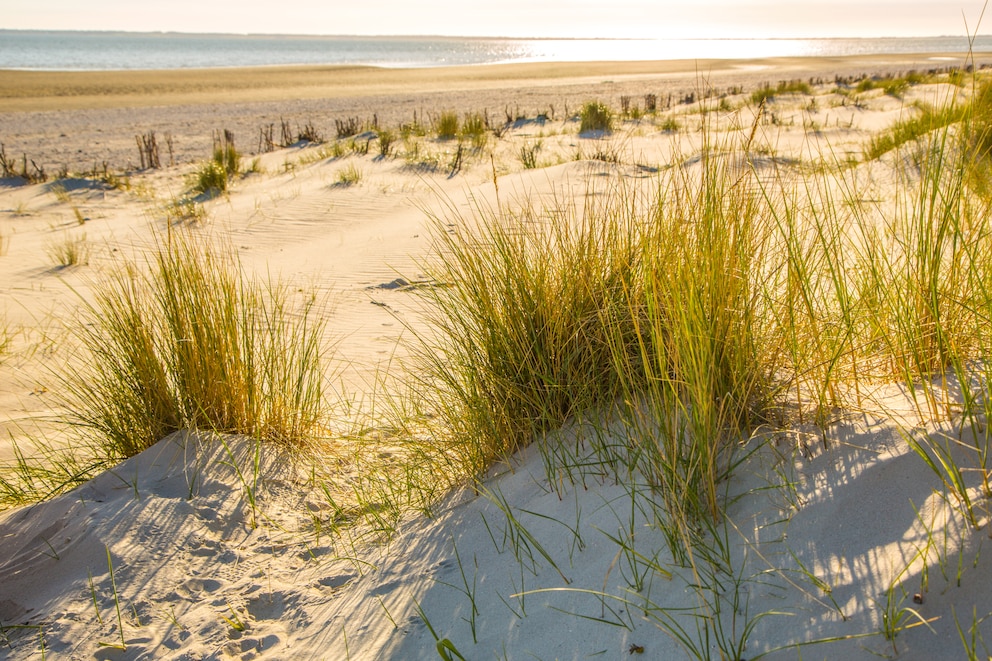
404,183,645,477
60,230,329,460
402,145,782,538
401,92,992,546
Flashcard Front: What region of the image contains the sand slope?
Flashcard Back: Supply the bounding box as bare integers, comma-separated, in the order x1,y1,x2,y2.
1,407,989,659
2,66,992,659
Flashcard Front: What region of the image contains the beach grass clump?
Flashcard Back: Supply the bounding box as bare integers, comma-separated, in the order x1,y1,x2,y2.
60,230,329,458
519,141,541,169
213,130,241,178
336,163,362,186
579,101,613,134
866,78,992,161
406,184,645,475
780,132,970,420
876,136,972,384
46,233,90,267
856,71,930,97
377,129,396,157
460,112,489,150
840,114,992,523
192,130,241,195
776,97,992,423
625,151,779,528
193,160,229,195
434,111,460,140
402,98,992,552
406,139,782,535
751,79,814,105
864,103,965,159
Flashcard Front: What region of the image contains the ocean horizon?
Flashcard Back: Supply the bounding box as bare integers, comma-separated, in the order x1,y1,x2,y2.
2,29,991,72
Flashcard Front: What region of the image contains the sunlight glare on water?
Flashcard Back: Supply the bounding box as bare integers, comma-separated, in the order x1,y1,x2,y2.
508,38,826,63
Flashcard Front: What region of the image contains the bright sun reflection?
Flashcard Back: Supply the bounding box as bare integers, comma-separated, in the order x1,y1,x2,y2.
503,38,894,63
508,39,816,62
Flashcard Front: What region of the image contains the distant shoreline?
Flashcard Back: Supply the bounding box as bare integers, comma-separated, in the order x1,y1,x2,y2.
3,52,991,113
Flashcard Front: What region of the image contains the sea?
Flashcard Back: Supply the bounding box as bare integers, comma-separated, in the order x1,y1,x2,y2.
1,30,991,71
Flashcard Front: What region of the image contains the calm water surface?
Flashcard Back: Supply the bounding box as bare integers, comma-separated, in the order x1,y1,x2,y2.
1,30,989,71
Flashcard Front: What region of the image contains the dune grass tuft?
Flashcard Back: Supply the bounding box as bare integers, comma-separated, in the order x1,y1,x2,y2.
434,111,460,140
192,160,229,195
865,103,966,159
336,163,363,186
865,78,992,161
213,129,241,178
192,130,241,195
856,70,931,97
460,112,489,149
405,186,644,476
750,79,814,105
377,129,396,157
402,133,783,541
46,233,90,267
579,101,613,134
399,88,992,551
60,230,329,459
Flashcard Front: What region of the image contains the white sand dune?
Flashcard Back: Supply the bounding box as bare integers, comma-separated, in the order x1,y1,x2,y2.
2,61,992,659
1,405,989,659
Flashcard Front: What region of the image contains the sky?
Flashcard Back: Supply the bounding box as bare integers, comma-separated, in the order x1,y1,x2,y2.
2,0,989,39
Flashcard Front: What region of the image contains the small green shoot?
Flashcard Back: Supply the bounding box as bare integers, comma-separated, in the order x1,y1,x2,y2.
39,536,59,561
97,546,127,651
413,600,466,661
954,606,992,661
87,571,104,625
221,603,247,633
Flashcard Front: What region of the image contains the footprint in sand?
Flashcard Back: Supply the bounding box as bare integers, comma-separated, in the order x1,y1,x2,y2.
223,634,282,660
173,577,224,600
317,572,358,592
0,599,26,623
247,592,311,628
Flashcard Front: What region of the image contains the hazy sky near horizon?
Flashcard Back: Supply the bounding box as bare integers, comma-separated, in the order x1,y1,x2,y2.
3,1,989,39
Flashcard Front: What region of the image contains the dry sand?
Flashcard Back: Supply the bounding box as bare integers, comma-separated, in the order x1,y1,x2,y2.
3,52,991,173
1,54,992,659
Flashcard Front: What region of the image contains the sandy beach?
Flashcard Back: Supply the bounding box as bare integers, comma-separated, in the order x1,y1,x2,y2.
3,52,992,659
4,52,991,173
